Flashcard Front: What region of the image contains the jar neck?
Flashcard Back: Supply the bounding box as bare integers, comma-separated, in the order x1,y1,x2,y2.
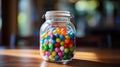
45,17,70,22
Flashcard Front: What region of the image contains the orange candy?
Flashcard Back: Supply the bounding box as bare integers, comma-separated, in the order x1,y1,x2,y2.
41,50,46,54
64,39,70,44
61,31,66,35
56,27,61,34
61,28,67,35
61,28,67,32
69,43,73,48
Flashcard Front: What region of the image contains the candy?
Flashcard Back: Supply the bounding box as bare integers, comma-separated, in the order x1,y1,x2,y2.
64,44,69,48
40,27,75,61
52,35,56,40
55,34,59,38
70,32,75,37
51,40,56,45
48,31,53,35
41,38,45,44
65,35,70,39
64,39,70,44
46,35,51,39
54,55,59,60
64,48,69,53
49,46,54,51
61,28,67,32
41,32,48,38
44,39,49,44
63,54,68,60
41,50,46,55
56,28,61,34
46,51,50,56
69,43,73,48
61,31,66,36
48,43,52,48
42,45,45,50
55,43,60,48
44,45,49,50
53,30,57,34
60,41,64,46
52,51,57,57
58,52,62,56
55,48,60,52
56,38,61,43
59,34,64,40
58,51,64,56
60,46,64,51
49,55,54,60
70,47,74,52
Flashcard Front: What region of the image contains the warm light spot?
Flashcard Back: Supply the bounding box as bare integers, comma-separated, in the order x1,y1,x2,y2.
74,51,101,62
0,49,42,59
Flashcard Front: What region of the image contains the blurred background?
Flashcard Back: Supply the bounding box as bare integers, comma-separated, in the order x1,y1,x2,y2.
0,0,120,48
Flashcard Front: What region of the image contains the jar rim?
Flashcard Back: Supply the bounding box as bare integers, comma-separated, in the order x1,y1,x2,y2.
45,10,71,17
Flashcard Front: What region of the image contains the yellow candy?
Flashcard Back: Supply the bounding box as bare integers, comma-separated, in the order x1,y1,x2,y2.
53,30,57,34
41,32,48,38
52,51,57,57
49,55,53,60
56,28,61,34
65,35,70,39
56,38,61,43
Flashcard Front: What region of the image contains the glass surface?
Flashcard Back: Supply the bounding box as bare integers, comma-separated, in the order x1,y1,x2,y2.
40,11,76,63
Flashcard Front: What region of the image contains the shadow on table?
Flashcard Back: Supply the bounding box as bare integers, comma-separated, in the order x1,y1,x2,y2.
0,55,120,67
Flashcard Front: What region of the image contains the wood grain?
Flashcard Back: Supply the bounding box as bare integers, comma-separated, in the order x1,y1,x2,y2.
0,47,120,67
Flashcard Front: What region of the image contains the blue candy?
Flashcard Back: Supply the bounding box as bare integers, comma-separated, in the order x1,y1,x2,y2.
51,40,56,45
46,35,51,39
59,34,64,40
55,34,59,38
70,32,75,37
54,55,59,60
41,38,45,44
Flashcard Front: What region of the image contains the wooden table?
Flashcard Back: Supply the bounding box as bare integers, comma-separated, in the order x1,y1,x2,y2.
0,47,120,67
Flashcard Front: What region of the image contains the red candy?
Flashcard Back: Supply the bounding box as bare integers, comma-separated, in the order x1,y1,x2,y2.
64,43,69,48
55,43,60,48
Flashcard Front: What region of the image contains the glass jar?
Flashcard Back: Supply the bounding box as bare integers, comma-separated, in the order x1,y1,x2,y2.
40,11,76,64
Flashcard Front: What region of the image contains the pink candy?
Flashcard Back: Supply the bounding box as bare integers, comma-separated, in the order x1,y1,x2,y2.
48,31,53,35
58,51,64,56
45,51,50,56
55,48,60,52
44,39,49,44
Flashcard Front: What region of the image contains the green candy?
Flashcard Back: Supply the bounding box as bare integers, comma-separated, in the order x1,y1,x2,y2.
64,48,69,53
48,43,54,50
42,45,44,50
48,43,53,48
60,41,64,46
44,45,49,50
50,46,54,51
70,47,74,52
63,55,68,60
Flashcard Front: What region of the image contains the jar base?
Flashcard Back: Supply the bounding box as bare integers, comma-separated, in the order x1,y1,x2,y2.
45,58,72,64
